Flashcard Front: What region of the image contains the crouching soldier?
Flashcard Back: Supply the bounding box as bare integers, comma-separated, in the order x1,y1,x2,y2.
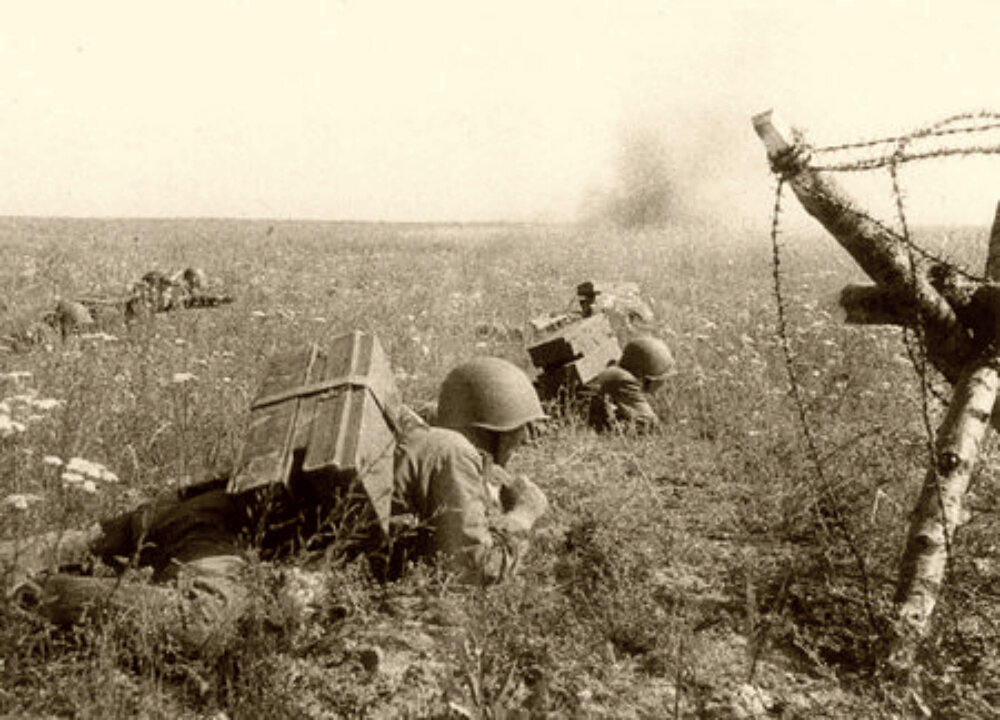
0,356,548,650
588,335,676,433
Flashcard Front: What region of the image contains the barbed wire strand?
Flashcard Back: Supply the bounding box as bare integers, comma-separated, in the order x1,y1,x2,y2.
764,111,999,664
888,133,957,607
812,110,1000,156
766,177,881,643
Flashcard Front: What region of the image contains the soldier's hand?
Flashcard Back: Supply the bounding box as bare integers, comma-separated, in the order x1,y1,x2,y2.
500,475,548,521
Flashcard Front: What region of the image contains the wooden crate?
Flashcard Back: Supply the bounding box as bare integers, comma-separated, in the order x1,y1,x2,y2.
229,331,400,534
527,313,621,384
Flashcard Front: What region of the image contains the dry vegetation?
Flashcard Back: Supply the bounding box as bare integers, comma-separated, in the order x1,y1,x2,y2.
1,217,1000,718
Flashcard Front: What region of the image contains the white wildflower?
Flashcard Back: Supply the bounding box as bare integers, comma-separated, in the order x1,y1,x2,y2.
79,480,98,494
80,332,118,342
251,310,267,318
62,471,85,484
43,455,63,467
30,397,62,411
2,493,42,511
0,415,26,437
174,338,187,346
0,401,10,415
66,457,93,475
64,457,119,483
172,372,197,384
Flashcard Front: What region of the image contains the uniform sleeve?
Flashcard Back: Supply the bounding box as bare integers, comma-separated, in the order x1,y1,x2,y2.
608,377,659,431
427,445,524,585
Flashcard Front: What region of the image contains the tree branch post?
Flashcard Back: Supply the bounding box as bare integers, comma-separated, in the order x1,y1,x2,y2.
893,200,1000,648
752,110,978,384
753,110,1000,661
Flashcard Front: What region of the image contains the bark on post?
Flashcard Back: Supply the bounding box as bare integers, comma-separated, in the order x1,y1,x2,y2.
894,361,1000,641
985,201,1000,281
839,284,916,326
753,110,1000,655
752,110,976,384
895,203,1000,643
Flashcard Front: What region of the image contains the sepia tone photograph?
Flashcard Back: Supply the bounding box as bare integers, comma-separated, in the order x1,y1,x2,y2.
2,1,1000,717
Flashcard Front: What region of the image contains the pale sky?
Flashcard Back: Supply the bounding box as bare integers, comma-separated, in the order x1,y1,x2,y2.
1,0,998,226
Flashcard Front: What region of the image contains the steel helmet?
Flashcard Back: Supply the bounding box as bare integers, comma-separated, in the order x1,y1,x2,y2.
182,267,207,291
619,336,676,381
437,357,547,432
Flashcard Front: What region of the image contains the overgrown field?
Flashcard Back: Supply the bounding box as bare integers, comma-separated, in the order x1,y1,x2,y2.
1,217,999,718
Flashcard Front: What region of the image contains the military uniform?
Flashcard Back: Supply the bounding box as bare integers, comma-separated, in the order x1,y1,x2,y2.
3,421,536,645
393,425,529,585
587,365,659,433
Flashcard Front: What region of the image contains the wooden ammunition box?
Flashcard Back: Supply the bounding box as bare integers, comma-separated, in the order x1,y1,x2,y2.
527,313,621,385
230,331,401,534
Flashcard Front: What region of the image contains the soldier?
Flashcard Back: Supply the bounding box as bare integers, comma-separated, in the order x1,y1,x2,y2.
587,335,676,433
1,357,548,648
392,357,549,584
44,300,95,340
178,266,208,293
125,267,232,317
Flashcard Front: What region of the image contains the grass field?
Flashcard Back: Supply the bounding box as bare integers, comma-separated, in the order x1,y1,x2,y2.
1,216,999,718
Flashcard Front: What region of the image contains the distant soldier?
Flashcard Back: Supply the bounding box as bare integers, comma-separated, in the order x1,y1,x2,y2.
587,335,676,433
127,270,180,316
126,267,231,317
1,357,548,649
176,266,233,308
44,300,95,340
179,266,207,293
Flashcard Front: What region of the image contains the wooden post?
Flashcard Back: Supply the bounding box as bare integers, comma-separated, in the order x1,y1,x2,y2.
752,110,976,384
753,109,1000,658
985,201,1000,281
839,284,916,326
892,204,1000,646
893,361,1000,641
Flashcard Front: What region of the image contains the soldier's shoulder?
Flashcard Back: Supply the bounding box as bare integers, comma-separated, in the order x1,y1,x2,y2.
400,425,480,463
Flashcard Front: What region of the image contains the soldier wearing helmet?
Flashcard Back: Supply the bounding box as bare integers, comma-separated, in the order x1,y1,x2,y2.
588,335,675,433
392,357,549,584
2,357,549,650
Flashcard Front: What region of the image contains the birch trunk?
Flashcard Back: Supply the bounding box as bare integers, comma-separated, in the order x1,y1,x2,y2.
894,361,999,637
752,112,1000,654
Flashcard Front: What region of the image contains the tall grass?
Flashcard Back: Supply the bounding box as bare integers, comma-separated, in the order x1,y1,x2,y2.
1,218,998,717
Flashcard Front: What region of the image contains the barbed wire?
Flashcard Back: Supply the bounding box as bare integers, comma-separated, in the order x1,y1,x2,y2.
763,110,1000,651
767,177,880,639
816,119,1000,155
887,137,958,593
767,144,988,284
812,145,1000,173
809,111,1000,171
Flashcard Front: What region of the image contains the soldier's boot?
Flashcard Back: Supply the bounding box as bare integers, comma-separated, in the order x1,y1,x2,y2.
0,524,103,595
